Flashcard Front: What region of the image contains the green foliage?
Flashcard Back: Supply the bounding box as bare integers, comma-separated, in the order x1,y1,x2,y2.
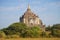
46,25,51,31
20,26,42,38
0,31,6,38
2,22,27,35
1,22,28,38
51,24,60,37
8,22,27,32
3,22,43,38
52,24,60,29
40,32,46,37
6,35,20,38
1,22,60,38
30,27,42,37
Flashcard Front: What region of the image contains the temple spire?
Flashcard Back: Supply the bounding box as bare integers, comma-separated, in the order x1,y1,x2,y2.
28,4,30,9
27,4,31,11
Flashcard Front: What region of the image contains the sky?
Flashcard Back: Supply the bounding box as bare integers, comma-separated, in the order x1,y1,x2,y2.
0,0,60,29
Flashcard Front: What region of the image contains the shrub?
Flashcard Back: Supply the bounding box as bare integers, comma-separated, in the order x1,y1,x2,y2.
6,35,20,38
51,24,60,37
0,31,6,38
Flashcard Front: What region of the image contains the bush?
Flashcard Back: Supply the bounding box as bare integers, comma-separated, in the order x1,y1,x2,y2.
6,35,20,38
40,32,47,37
51,24,60,37
0,31,6,38
21,26,42,38
51,29,60,37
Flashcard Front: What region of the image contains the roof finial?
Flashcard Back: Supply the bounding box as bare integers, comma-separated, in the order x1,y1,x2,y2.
28,4,30,9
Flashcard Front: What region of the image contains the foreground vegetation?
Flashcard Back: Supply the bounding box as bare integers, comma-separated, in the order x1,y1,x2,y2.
0,22,60,38
0,38,60,40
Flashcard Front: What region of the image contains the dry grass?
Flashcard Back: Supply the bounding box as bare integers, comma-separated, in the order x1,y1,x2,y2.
0,38,60,40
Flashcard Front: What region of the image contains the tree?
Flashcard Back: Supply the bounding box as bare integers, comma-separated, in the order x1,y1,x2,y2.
1,22,46,38
22,26,43,38
51,24,60,37
45,25,51,31
2,22,27,37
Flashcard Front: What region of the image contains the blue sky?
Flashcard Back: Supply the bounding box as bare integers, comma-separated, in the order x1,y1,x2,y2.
0,0,60,29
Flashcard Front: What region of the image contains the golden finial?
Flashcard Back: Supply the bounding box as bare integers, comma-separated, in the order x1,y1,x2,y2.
28,4,30,9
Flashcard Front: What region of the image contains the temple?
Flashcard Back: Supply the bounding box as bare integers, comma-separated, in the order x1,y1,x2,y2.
20,5,43,27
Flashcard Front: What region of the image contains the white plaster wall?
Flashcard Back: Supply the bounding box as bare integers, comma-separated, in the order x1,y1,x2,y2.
23,18,25,23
